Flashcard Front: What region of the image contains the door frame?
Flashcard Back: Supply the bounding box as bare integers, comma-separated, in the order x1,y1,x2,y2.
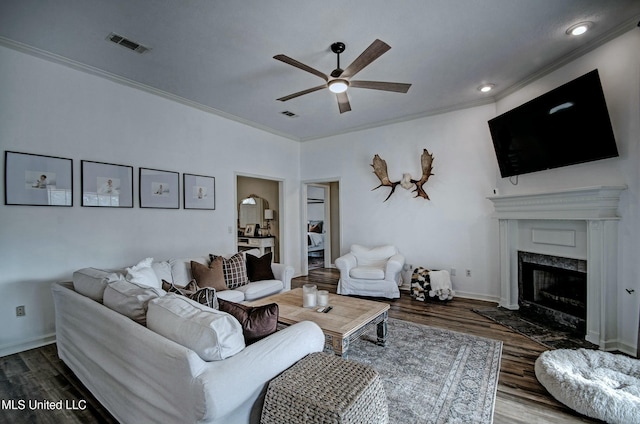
302,179,340,275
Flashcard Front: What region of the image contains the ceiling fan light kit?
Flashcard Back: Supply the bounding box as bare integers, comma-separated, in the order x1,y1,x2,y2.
274,39,412,113
328,79,349,93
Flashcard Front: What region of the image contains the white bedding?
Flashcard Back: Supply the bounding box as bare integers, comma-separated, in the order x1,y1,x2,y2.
308,232,324,249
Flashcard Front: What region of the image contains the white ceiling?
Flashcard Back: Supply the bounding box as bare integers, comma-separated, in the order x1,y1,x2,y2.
2,1,639,141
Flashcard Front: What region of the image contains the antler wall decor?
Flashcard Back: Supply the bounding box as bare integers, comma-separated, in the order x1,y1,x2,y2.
371,149,434,201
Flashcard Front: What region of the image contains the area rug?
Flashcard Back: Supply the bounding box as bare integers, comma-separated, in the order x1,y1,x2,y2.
473,307,597,350
347,318,502,424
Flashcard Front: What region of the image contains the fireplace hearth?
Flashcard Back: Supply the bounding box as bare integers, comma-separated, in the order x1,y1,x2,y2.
518,251,587,332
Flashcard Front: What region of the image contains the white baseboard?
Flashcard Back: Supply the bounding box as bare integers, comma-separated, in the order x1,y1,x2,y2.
604,339,638,357
0,333,56,358
453,291,500,304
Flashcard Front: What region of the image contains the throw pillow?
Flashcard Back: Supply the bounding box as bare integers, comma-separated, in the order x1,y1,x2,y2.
308,220,323,233
209,253,249,289
191,259,227,291
189,287,219,310
162,280,219,309
162,279,198,296
147,294,245,361
125,257,161,288
246,252,275,282
218,298,279,345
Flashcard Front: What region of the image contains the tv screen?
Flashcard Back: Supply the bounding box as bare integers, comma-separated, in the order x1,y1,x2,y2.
488,69,618,178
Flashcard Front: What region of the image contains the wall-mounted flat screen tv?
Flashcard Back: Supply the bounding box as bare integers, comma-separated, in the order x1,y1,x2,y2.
488,69,618,178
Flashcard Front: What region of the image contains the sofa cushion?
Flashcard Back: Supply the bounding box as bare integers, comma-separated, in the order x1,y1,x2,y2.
216,289,246,303
103,279,165,326
210,252,249,289
218,298,279,345
126,257,161,289
351,244,398,268
191,259,227,291
350,266,385,280
147,294,245,361
168,257,208,287
72,267,124,302
151,261,173,284
246,252,275,282
234,279,283,301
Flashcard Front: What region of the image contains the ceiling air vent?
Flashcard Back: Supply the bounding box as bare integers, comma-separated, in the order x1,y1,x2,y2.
280,111,298,118
107,32,150,54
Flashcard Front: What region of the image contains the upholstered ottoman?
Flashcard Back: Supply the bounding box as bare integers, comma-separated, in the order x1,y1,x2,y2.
261,352,388,424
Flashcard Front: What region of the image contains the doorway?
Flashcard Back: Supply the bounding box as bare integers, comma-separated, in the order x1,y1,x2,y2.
237,175,282,262
304,181,340,273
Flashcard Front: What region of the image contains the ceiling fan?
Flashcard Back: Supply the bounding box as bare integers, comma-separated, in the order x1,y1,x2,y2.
274,39,411,113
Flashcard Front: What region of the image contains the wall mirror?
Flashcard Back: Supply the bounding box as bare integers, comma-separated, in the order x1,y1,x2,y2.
239,195,264,228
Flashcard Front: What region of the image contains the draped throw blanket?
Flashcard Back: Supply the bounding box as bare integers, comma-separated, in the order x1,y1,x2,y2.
411,267,455,301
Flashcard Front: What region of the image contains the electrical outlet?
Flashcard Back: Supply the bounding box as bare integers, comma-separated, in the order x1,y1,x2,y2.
16,305,25,317
466,269,471,277
450,268,456,276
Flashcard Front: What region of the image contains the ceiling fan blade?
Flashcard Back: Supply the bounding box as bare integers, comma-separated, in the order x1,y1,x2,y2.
337,92,351,113
349,80,412,93
277,84,327,102
340,39,391,79
273,54,329,81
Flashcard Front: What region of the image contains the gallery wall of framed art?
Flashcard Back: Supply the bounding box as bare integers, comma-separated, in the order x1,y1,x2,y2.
4,150,215,211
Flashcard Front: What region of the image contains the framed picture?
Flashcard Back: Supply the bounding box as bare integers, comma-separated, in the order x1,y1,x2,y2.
5,151,73,206
244,224,255,236
183,173,215,210
139,167,179,209
81,160,133,207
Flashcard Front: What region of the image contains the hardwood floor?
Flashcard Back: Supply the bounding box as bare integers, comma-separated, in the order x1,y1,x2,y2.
0,268,598,423
293,268,598,424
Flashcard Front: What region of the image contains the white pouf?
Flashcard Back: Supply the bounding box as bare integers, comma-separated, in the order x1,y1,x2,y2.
535,348,640,424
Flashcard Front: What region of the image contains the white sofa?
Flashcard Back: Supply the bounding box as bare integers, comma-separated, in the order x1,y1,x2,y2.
72,249,293,304
336,244,405,299
52,253,325,423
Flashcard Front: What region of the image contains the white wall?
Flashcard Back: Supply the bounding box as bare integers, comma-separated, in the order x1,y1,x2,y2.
493,29,640,353
301,104,501,301
0,45,302,355
300,28,640,353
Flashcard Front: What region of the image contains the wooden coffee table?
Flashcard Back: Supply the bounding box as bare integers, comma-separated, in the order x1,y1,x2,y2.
247,288,389,358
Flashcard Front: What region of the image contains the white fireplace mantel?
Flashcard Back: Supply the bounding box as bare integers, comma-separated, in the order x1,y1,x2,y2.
488,185,626,351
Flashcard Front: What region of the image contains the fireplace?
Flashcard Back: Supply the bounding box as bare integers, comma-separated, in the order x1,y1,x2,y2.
488,185,626,351
518,251,587,332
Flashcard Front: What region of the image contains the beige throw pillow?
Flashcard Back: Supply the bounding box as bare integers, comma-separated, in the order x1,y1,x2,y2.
191,258,227,291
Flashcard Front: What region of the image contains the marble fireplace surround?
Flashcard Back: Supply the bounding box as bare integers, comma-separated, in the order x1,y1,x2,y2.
488,185,626,351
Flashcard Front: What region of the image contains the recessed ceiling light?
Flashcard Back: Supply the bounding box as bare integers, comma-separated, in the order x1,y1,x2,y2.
566,22,593,36
478,84,495,93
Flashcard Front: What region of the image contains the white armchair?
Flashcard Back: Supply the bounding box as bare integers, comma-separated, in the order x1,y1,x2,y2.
336,244,405,299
